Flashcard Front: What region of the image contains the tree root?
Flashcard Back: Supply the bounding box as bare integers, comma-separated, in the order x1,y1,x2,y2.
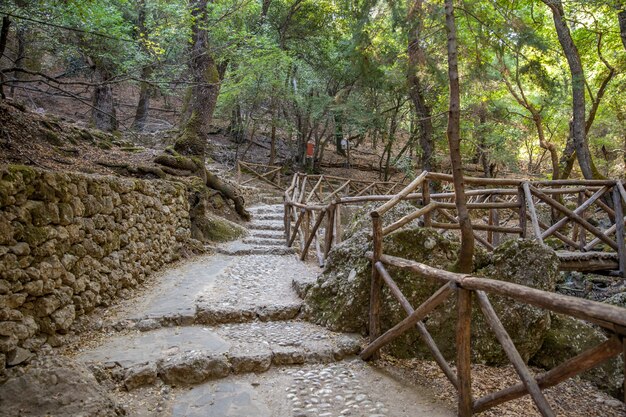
153,149,250,221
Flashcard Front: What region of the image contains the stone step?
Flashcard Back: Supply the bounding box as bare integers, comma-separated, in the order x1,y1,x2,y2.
248,220,284,231
261,196,283,205
242,237,286,246
122,300,303,331
249,230,284,240
252,212,284,221
79,322,362,389
216,242,296,256
117,359,455,417
248,204,284,214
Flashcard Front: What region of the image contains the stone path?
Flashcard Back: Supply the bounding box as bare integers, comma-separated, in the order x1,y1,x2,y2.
76,201,454,417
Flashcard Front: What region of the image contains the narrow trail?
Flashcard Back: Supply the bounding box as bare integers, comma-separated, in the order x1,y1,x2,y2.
75,193,454,417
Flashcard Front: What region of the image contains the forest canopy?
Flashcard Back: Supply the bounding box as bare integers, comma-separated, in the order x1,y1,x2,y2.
0,0,625,180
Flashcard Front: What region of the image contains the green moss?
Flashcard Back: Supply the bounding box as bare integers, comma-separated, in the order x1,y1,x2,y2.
204,63,220,84
40,129,61,146
6,165,38,184
97,141,113,150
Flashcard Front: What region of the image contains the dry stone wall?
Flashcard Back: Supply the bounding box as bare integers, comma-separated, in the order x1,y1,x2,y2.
0,166,190,370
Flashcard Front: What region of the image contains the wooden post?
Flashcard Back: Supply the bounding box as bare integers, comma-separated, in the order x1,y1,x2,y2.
613,185,626,278
335,204,342,244
423,179,432,227
523,182,543,244
301,210,326,262
284,203,291,243
324,204,336,258
368,212,384,360
623,338,626,404
488,204,494,245
492,195,500,246
457,287,472,417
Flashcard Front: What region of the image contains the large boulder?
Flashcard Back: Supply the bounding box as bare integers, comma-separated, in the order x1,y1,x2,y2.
303,207,559,364
531,313,623,398
0,356,123,416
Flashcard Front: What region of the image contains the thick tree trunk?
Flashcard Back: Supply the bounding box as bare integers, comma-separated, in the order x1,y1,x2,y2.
407,0,435,172
91,67,118,132
0,16,11,99
176,0,221,157
132,66,153,131
445,0,474,274
542,0,595,179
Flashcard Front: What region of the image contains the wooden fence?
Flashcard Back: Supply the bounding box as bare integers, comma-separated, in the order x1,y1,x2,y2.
236,161,283,190
283,173,407,266
363,173,626,416
284,171,626,276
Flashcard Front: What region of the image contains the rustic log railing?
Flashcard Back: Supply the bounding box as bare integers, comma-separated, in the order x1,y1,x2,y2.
363,175,626,415
283,173,408,266
236,160,283,190
284,171,626,276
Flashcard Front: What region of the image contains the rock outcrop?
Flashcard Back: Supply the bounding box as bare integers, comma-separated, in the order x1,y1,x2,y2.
0,356,123,416
303,205,559,364
531,313,624,397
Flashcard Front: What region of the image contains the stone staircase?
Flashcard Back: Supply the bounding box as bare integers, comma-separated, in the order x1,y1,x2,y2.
217,203,296,256
73,198,454,416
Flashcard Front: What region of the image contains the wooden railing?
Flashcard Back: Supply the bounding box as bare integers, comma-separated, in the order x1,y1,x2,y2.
364,174,626,416
283,173,408,266
236,161,283,190
284,171,626,276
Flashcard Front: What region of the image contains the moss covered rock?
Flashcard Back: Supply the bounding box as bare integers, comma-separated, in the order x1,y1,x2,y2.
191,212,247,243
531,313,623,397
303,206,558,364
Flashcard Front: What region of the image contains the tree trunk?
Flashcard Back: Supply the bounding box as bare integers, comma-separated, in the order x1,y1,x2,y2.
132,66,153,131
542,0,595,179
445,0,474,274
10,25,26,98
0,16,11,99
618,8,626,51
176,0,221,157
229,102,245,143
132,0,153,132
91,67,118,132
407,0,435,172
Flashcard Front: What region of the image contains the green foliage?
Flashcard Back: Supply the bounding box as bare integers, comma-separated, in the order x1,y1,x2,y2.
1,0,624,176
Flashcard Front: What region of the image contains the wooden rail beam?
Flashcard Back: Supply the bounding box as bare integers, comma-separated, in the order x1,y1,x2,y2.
475,291,554,416
361,281,455,360
375,171,428,216
473,336,622,413
375,262,459,389
541,186,609,240
529,184,618,251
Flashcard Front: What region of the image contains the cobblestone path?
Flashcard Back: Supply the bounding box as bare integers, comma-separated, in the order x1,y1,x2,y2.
77,202,454,417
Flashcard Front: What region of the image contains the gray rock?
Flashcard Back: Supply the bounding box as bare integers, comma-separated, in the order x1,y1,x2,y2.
0,356,123,416
304,207,557,365
271,345,306,365
135,318,161,332
157,351,230,385
6,346,32,366
227,344,272,373
124,361,158,390
531,313,623,397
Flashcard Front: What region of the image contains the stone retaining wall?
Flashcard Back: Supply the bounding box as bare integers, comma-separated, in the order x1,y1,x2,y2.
0,166,190,370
